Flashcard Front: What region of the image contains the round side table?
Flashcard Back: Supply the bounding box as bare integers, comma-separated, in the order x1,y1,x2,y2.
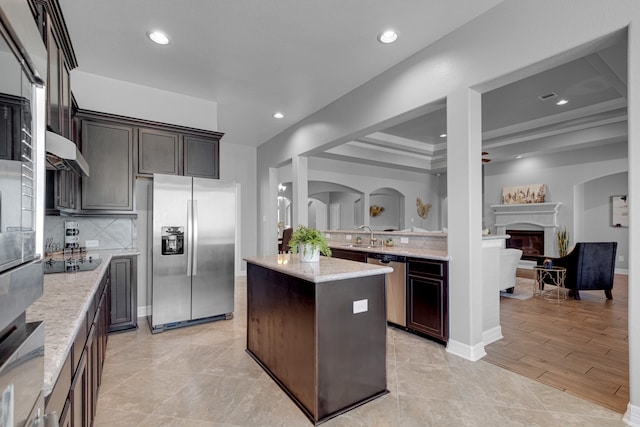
533,266,567,302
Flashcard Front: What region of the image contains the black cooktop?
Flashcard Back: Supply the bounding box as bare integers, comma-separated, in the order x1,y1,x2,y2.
43,256,102,274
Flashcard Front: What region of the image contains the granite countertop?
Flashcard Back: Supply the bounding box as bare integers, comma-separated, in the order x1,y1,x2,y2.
328,243,449,261
244,254,393,283
26,248,140,396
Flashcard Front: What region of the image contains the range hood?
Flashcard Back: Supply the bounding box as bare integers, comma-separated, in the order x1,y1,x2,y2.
45,130,90,176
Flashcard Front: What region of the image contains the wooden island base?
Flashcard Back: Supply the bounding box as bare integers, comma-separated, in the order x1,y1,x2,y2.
245,258,389,425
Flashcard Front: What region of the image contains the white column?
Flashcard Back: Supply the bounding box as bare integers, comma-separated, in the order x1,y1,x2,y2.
445,87,486,361
292,155,309,228
624,21,640,427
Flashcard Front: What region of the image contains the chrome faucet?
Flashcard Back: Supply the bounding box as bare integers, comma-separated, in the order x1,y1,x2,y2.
358,225,377,246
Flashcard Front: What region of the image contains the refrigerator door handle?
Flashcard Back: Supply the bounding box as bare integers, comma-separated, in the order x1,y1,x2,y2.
187,201,193,277
193,200,199,276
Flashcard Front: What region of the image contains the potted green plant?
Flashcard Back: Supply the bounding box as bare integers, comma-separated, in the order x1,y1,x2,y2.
288,226,332,262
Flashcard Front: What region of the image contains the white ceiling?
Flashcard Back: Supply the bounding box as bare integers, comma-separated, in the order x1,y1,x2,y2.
58,0,503,146
58,1,627,174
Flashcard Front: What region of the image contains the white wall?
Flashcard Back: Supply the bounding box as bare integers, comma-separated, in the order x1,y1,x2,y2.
71,70,218,131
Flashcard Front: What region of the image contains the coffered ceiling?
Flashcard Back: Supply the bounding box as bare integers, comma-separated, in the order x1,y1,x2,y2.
318,36,628,173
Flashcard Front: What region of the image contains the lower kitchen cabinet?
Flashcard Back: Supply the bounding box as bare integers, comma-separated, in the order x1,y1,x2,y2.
406,258,449,342
45,267,110,427
109,255,138,332
329,247,368,263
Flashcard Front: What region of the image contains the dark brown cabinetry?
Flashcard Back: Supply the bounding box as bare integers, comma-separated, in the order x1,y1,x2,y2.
45,267,110,427
137,124,221,178
329,247,368,263
183,134,219,178
406,258,448,342
138,128,180,176
109,256,137,332
80,120,134,211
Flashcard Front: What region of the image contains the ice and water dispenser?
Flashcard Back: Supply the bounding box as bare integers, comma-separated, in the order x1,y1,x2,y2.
161,226,184,255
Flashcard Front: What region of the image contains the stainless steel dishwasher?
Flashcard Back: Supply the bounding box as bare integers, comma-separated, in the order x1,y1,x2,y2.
367,253,407,327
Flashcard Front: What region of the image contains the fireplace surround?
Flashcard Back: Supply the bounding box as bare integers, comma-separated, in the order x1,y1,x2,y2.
492,202,562,257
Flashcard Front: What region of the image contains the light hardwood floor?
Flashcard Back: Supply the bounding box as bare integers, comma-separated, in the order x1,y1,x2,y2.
484,273,629,414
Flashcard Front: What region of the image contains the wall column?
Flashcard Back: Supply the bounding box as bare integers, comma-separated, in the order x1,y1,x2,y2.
292,155,309,228
624,21,640,427
445,87,485,361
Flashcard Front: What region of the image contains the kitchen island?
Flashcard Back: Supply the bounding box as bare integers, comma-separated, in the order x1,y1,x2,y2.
244,254,392,425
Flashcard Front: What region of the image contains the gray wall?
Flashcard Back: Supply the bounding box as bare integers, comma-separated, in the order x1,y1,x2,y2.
484,141,628,271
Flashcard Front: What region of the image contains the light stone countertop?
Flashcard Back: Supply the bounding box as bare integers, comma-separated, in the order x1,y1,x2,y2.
328,243,449,261
26,248,140,396
244,254,393,283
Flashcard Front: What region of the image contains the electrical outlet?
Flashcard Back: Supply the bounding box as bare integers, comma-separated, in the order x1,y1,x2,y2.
325,233,331,239
400,237,409,244
346,234,352,240
619,255,624,262
85,240,99,248
353,299,368,314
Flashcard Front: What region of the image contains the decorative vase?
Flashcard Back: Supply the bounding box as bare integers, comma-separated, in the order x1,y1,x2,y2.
299,243,320,262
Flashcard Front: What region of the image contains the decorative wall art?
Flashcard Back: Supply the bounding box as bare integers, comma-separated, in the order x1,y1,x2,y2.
611,195,628,227
501,184,546,204
416,198,432,219
369,205,385,217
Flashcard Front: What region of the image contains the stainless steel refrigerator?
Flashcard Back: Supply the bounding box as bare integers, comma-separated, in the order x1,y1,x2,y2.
149,173,237,332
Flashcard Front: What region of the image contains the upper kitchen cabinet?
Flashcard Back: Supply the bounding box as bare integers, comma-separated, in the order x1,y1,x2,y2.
80,120,134,211
32,0,77,139
184,134,219,178
137,128,221,179
138,128,180,176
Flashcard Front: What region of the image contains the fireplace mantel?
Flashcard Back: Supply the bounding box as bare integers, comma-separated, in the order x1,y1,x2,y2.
491,202,562,256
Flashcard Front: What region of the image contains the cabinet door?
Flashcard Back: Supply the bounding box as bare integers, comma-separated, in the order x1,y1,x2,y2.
61,61,71,138
81,121,134,211
109,256,137,332
46,24,61,134
183,134,219,178
138,128,180,176
69,348,87,427
407,275,447,341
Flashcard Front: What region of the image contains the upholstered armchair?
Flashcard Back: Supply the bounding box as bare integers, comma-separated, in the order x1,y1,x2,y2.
500,249,523,293
540,242,617,300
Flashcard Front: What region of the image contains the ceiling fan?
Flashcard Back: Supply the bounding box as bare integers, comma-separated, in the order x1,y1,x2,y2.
482,151,491,163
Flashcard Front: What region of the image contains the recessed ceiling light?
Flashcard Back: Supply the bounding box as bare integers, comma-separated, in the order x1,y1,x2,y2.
516,155,523,159
273,112,284,119
556,99,569,106
439,133,447,138
148,31,169,45
378,30,398,44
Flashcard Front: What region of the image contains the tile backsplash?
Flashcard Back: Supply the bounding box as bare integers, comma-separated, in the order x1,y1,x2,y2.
45,216,137,250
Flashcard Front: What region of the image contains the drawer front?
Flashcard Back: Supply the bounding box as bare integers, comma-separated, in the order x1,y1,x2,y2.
408,258,444,278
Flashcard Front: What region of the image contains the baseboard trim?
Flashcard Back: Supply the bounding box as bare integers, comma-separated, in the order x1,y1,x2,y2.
483,326,503,345
616,268,629,276
623,402,640,426
446,339,487,361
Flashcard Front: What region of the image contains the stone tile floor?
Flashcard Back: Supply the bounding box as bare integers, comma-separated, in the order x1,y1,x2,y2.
95,277,626,426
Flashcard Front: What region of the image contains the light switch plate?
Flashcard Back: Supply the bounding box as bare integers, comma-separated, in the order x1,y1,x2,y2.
353,299,368,314
400,237,409,244
346,234,352,240
325,233,331,239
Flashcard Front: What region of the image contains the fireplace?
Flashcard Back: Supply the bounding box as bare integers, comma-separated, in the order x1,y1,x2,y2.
506,230,544,261
492,202,561,257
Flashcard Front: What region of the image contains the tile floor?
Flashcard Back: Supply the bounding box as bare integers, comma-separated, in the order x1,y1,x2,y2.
95,277,626,426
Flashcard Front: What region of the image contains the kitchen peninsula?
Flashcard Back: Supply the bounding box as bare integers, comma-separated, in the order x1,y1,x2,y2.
244,254,392,425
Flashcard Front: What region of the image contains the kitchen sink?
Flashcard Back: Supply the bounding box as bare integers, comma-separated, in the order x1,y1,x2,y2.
340,243,375,249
